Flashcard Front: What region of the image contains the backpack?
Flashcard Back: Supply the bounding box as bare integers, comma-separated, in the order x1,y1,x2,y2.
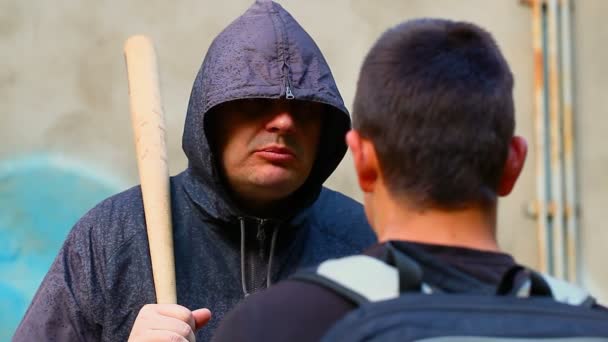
290,244,608,341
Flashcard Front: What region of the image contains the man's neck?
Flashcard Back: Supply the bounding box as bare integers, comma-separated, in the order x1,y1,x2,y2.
370,191,500,252
232,193,292,219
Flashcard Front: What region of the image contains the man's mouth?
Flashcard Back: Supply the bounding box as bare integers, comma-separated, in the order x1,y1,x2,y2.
255,145,296,163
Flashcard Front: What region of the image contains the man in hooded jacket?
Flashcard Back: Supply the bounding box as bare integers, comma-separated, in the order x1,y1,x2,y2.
12,1,375,341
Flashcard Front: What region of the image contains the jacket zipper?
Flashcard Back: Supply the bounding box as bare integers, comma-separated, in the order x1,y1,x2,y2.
273,2,294,101
248,218,268,294
283,62,295,100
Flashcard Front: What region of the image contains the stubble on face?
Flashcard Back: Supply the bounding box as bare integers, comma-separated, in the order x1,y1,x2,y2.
211,99,323,208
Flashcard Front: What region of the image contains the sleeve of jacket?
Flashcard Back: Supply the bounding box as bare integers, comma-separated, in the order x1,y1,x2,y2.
212,280,356,342
12,206,108,341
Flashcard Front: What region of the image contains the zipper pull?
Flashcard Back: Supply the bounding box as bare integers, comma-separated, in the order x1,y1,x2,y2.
256,219,267,242
285,84,295,100
283,62,295,100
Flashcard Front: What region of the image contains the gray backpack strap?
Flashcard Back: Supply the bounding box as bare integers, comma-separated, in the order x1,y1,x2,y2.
507,268,596,307
540,274,596,307
291,255,400,305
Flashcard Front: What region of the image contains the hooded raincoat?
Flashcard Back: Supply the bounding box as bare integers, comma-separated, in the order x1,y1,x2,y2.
13,1,375,341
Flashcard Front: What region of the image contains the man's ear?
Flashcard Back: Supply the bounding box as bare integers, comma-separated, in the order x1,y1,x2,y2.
497,136,528,196
346,130,379,193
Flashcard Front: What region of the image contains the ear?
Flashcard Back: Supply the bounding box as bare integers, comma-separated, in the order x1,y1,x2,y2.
346,130,379,193
497,136,528,196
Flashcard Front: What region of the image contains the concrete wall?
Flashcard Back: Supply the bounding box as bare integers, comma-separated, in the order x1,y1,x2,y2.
573,0,608,305
1,0,606,309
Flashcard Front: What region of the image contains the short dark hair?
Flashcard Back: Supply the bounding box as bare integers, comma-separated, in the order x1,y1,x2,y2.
352,18,515,209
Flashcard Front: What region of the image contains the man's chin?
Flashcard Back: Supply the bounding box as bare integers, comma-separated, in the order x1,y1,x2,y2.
256,179,300,195
249,176,304,200
254,166,298,184
241,165,309,199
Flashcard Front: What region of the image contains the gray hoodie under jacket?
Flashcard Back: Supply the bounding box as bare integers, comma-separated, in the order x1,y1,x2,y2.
13,1,375,341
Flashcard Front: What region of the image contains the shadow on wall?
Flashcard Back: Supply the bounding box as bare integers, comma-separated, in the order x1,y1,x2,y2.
0,154,125,340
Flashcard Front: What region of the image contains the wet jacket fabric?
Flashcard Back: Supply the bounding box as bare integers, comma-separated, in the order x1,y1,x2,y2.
13,1,375,341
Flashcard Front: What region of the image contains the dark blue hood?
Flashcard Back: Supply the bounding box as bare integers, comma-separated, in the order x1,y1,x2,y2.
182,0,351,221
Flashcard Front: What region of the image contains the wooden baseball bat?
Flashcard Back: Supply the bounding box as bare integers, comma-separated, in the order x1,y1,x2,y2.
124,35,177,304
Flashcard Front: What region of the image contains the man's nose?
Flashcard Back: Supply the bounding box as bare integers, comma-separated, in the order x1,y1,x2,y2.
265,111,295,134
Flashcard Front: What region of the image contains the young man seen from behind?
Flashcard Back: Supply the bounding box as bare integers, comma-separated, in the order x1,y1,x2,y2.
212,18,606,342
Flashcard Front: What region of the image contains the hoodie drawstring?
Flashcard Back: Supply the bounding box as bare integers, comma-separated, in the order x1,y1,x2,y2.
240,218,248,296
266,225,279,287
239,218,280,297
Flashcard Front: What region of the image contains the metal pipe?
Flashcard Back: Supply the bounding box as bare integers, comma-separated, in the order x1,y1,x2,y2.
560,0,579,283
532,0,550,274
547,0,566,279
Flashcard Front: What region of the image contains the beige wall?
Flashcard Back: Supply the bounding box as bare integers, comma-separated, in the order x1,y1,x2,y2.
1,0,605,302
573,0,608,304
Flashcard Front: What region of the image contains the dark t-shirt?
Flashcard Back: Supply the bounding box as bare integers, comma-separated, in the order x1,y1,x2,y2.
211,241,518,342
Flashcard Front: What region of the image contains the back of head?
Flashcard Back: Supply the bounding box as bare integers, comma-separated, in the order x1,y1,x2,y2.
353,18,515,210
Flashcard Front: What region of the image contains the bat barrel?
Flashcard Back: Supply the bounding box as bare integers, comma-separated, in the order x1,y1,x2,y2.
124,35,176,304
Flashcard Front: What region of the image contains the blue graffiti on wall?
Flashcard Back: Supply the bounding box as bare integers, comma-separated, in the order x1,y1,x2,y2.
0,154,125,340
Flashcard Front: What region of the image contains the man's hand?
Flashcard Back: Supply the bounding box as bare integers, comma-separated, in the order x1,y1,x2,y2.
128,304,212,342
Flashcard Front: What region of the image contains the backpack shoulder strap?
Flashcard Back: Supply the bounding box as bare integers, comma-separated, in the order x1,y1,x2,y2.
500,266,596,307
539,273,596,307
290,255,400,306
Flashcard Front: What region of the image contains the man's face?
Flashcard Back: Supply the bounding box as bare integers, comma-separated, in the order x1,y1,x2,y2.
212,99,323,207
